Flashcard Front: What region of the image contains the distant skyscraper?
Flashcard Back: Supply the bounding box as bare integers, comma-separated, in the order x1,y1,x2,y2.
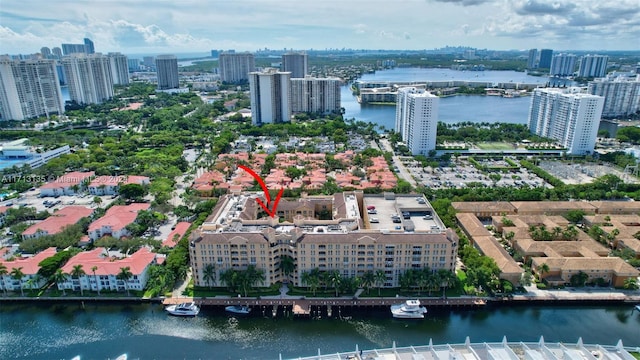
62,53,114,105
0,58,64,120
528,88,604,155
155,55,179,90
588,75,640,117
219,52,255,83
281,53,308,79
210,50,220,58
527,49,538,69
108,53,129,85
127,58,140,72
578,55,609,78
539,49,553,69
83,38,95,54
290,76,341,114
61,43,87,55
40,47,52,59
249,69,291,125
143,56,155,68
550,54,577,76
395,87,439,156
52,47,63,59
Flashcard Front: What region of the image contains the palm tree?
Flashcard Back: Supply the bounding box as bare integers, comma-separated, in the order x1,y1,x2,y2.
437,269,457,298
374,269,386,296
328,270,342,297
26,274,41,295
279,255,295,283
10,267,25,297
536,263,550,282
0,263,8,297
219,269,238,293
51,269,67,296
241,265,265,297
623,278,638,290
70,264,86,296
300,270,320,296
361,271,375,294
203,264,216,289
117,267,133,296
91,266,100,295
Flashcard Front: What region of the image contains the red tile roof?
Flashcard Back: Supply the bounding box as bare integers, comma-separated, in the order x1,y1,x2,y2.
39,171,95,189
0,206,9,215
61,247,156,276
162,222,191,248
88,203,150,233
22,206,94,236
0,247,57,274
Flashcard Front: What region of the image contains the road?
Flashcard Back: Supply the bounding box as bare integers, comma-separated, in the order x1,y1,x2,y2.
379,138,418,188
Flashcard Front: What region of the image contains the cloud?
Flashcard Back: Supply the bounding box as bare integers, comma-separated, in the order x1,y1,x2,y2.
514,0,575,15
430,0,489,6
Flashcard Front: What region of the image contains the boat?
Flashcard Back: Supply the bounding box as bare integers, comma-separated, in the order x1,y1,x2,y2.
225,305,251,315
635,304,640,312
114,355,127,360
390,299,427,319
165,302,200,316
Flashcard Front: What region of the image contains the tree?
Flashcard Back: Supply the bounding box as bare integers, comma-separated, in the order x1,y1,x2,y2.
203,264,216,289
241,265,265,297
219,269,239,293
361,271,375,294
70,264,86,296
26,274,41,294
117,266,133,296
0,263,7,296
374,269,386,296
51,269,67,296
328,270,342,297
623,277,638,290
279,255,295,283
93,196,103,208
437,269,457,298
570,271,589,287
301,269,320,296
10,267,25,296
565,210,585,224
91,266,100,295
119,183,147,201
536,263,550,281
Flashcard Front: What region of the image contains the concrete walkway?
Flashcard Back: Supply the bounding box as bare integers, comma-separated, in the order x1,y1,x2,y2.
172,269,193,299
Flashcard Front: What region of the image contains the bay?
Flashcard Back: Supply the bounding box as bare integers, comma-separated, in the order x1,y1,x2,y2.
1,302,638,360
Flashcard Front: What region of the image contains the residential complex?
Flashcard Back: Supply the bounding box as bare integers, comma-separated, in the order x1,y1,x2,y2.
219,52,255,83
155,54,179,90
0,247,57,292
527,49,538,69
190,192,457,288
87,175,150,196
0,58,65,120
587,75,640,117
38,171,96,197
527,88,604,155
62,53,114,105
83,38,95,54
395,87,439,156
108,52,130,85
249,69,291,125
22,206,94,240
549,53,577,77
88,203,151,242
61,43,87,56
538,49,553,69
578,55,608,78
290,76,341,114
281,52,308,78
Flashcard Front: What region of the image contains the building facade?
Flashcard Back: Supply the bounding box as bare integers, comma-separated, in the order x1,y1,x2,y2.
0,247,57,292
62,53,114,105
249,69,291,125
0,58,65,121
550,54,577,77
219,52,255,83
578,55,608,78
155,54,179,90
61,43,87,56
527,49,538,69
108,52,130,85
83,38,95,54
528,88,604,155
290,76,341,114
281,53,308,79
395,87,439,156
587,75,640,117
538,49,553,69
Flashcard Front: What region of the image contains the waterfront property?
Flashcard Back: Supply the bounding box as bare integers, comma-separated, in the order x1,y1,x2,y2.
58,247,158,293
190,191,457,289
21,206,93,240
0,247,57,292
87,203,150,242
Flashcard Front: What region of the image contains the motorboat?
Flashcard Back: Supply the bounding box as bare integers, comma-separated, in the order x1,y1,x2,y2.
225,305,251,315
165,302,200,316
635,305,640,312
390,299,427,319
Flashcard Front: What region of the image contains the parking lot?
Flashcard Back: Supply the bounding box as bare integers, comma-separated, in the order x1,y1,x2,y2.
2,188,118,214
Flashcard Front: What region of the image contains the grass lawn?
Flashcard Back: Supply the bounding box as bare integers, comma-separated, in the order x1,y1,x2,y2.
476,142,514,150
630,353,640,360
287,286,463,298
186,285,281,298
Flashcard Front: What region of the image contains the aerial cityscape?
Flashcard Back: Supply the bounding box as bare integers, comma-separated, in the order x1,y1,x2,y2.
0,1,639,360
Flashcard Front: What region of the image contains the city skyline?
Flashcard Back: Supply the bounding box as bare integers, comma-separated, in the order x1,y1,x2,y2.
1,0,639,55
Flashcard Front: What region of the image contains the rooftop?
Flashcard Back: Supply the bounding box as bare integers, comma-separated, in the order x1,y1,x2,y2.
88,203,150,233
0,247,57,274
22,206,94,236
60,247,156,276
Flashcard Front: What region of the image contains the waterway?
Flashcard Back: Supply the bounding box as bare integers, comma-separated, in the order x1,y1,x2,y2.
1,302,637,360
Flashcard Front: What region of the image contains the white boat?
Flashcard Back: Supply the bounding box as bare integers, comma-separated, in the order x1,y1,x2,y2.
390,299,427,319
635,305,640,312
225,305,251,315
165,302,200,316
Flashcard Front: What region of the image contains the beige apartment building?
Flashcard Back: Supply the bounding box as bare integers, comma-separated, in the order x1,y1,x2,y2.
190,192,458,288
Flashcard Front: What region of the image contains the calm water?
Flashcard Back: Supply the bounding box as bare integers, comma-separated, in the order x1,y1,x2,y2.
1,303,638,360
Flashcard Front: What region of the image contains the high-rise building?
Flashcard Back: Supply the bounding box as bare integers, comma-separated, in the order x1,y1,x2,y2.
281,52,308,79
155,55,179,90
40,47,52,59
588,75,640,118
61,43,87,56
528,88,604,155
249,69,291,125
395,87,439,156
62,53,114,105
107,53,129,85
578,55,609,78
210,50,220,58
290,76,341,114
51,47,63,59
142,56,155,69
539,49,553,69
127,58,140,72
83,38,95,54
0,58,64,121
219,52,255,83
550,54,577,76
527,49,538,69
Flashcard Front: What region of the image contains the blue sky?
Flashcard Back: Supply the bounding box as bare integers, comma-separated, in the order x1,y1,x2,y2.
1,0,639,56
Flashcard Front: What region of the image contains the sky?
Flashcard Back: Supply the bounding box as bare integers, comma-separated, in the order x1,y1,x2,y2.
1,0,639,56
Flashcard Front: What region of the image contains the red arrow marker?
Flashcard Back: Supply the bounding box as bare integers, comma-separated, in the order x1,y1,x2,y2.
238,164,284,218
